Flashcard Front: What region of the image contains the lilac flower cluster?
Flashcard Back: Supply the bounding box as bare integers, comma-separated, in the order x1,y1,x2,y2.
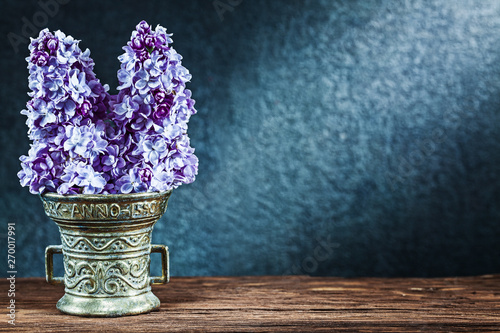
110,20,198,193
18,29,111,194
18,21,198,195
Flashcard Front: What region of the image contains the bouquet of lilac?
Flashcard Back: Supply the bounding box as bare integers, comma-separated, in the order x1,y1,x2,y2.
18,21,198,195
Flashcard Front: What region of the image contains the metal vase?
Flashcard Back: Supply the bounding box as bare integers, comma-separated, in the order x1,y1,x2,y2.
40,190,172,317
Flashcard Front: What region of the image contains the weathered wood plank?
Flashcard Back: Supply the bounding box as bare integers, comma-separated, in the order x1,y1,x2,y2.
1,275,499,332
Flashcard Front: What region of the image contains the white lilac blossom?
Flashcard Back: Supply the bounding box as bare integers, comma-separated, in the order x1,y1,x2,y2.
18,21,198,195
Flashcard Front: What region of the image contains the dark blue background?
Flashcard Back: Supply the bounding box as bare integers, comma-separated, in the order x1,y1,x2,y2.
1,0,499,277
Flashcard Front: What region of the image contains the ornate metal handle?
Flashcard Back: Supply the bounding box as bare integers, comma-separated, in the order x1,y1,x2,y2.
45,245,64,285
150,244,170,284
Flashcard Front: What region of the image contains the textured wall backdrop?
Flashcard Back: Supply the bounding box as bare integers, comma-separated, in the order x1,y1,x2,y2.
1,0,499,278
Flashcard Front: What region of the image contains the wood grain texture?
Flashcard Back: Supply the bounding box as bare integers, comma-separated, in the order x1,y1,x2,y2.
1,275,499,332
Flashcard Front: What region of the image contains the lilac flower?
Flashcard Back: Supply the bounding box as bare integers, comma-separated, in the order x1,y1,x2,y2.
144,34,155,49
67,69,91,104
60,161,80,187
131,35,144,50
89,129,108,157
55,30,79,65
32,51,49,66
17,163,36,188
152,103,169,121
160,69,174,92
157,123,182,141
73,163,107,194
117,168,148,193
153,25,173,47
138,167,153,183
151,167,174,192
63,124,107,159
134,68,161,95
47,38,58,52
154,90,166,103
32,154,55,178
143,52,165,77
117,68,134,90
32,176,57,194
27,71,44,99
50,150,66,167
140,136,168,165
79,49,94,69
57,183,72,195
63,125,93,156
129,107,153,132
78,100,92,117
136,20,151,34
101,145,126,177
27,99,57,127
43,73,66,103
114,95,140,120
137,49,149,62
118,46,138,71
57,99,76,119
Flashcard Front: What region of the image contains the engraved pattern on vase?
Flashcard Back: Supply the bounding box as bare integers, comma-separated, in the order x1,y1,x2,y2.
60,228,153,297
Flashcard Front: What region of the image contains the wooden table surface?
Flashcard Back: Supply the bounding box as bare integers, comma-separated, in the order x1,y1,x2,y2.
1,275,499,332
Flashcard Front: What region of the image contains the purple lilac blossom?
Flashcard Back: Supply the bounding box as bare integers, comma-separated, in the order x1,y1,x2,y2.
19,21,198,195
111,20,198,192
116,168,148,194
18,28,110,195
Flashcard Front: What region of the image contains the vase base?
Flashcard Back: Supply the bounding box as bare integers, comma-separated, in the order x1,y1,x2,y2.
56,291,161,317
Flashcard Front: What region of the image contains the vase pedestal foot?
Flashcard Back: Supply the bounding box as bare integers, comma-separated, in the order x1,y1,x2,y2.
56,291,161,317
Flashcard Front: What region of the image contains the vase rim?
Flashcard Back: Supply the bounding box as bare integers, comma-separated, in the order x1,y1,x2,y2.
40,190,172,202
